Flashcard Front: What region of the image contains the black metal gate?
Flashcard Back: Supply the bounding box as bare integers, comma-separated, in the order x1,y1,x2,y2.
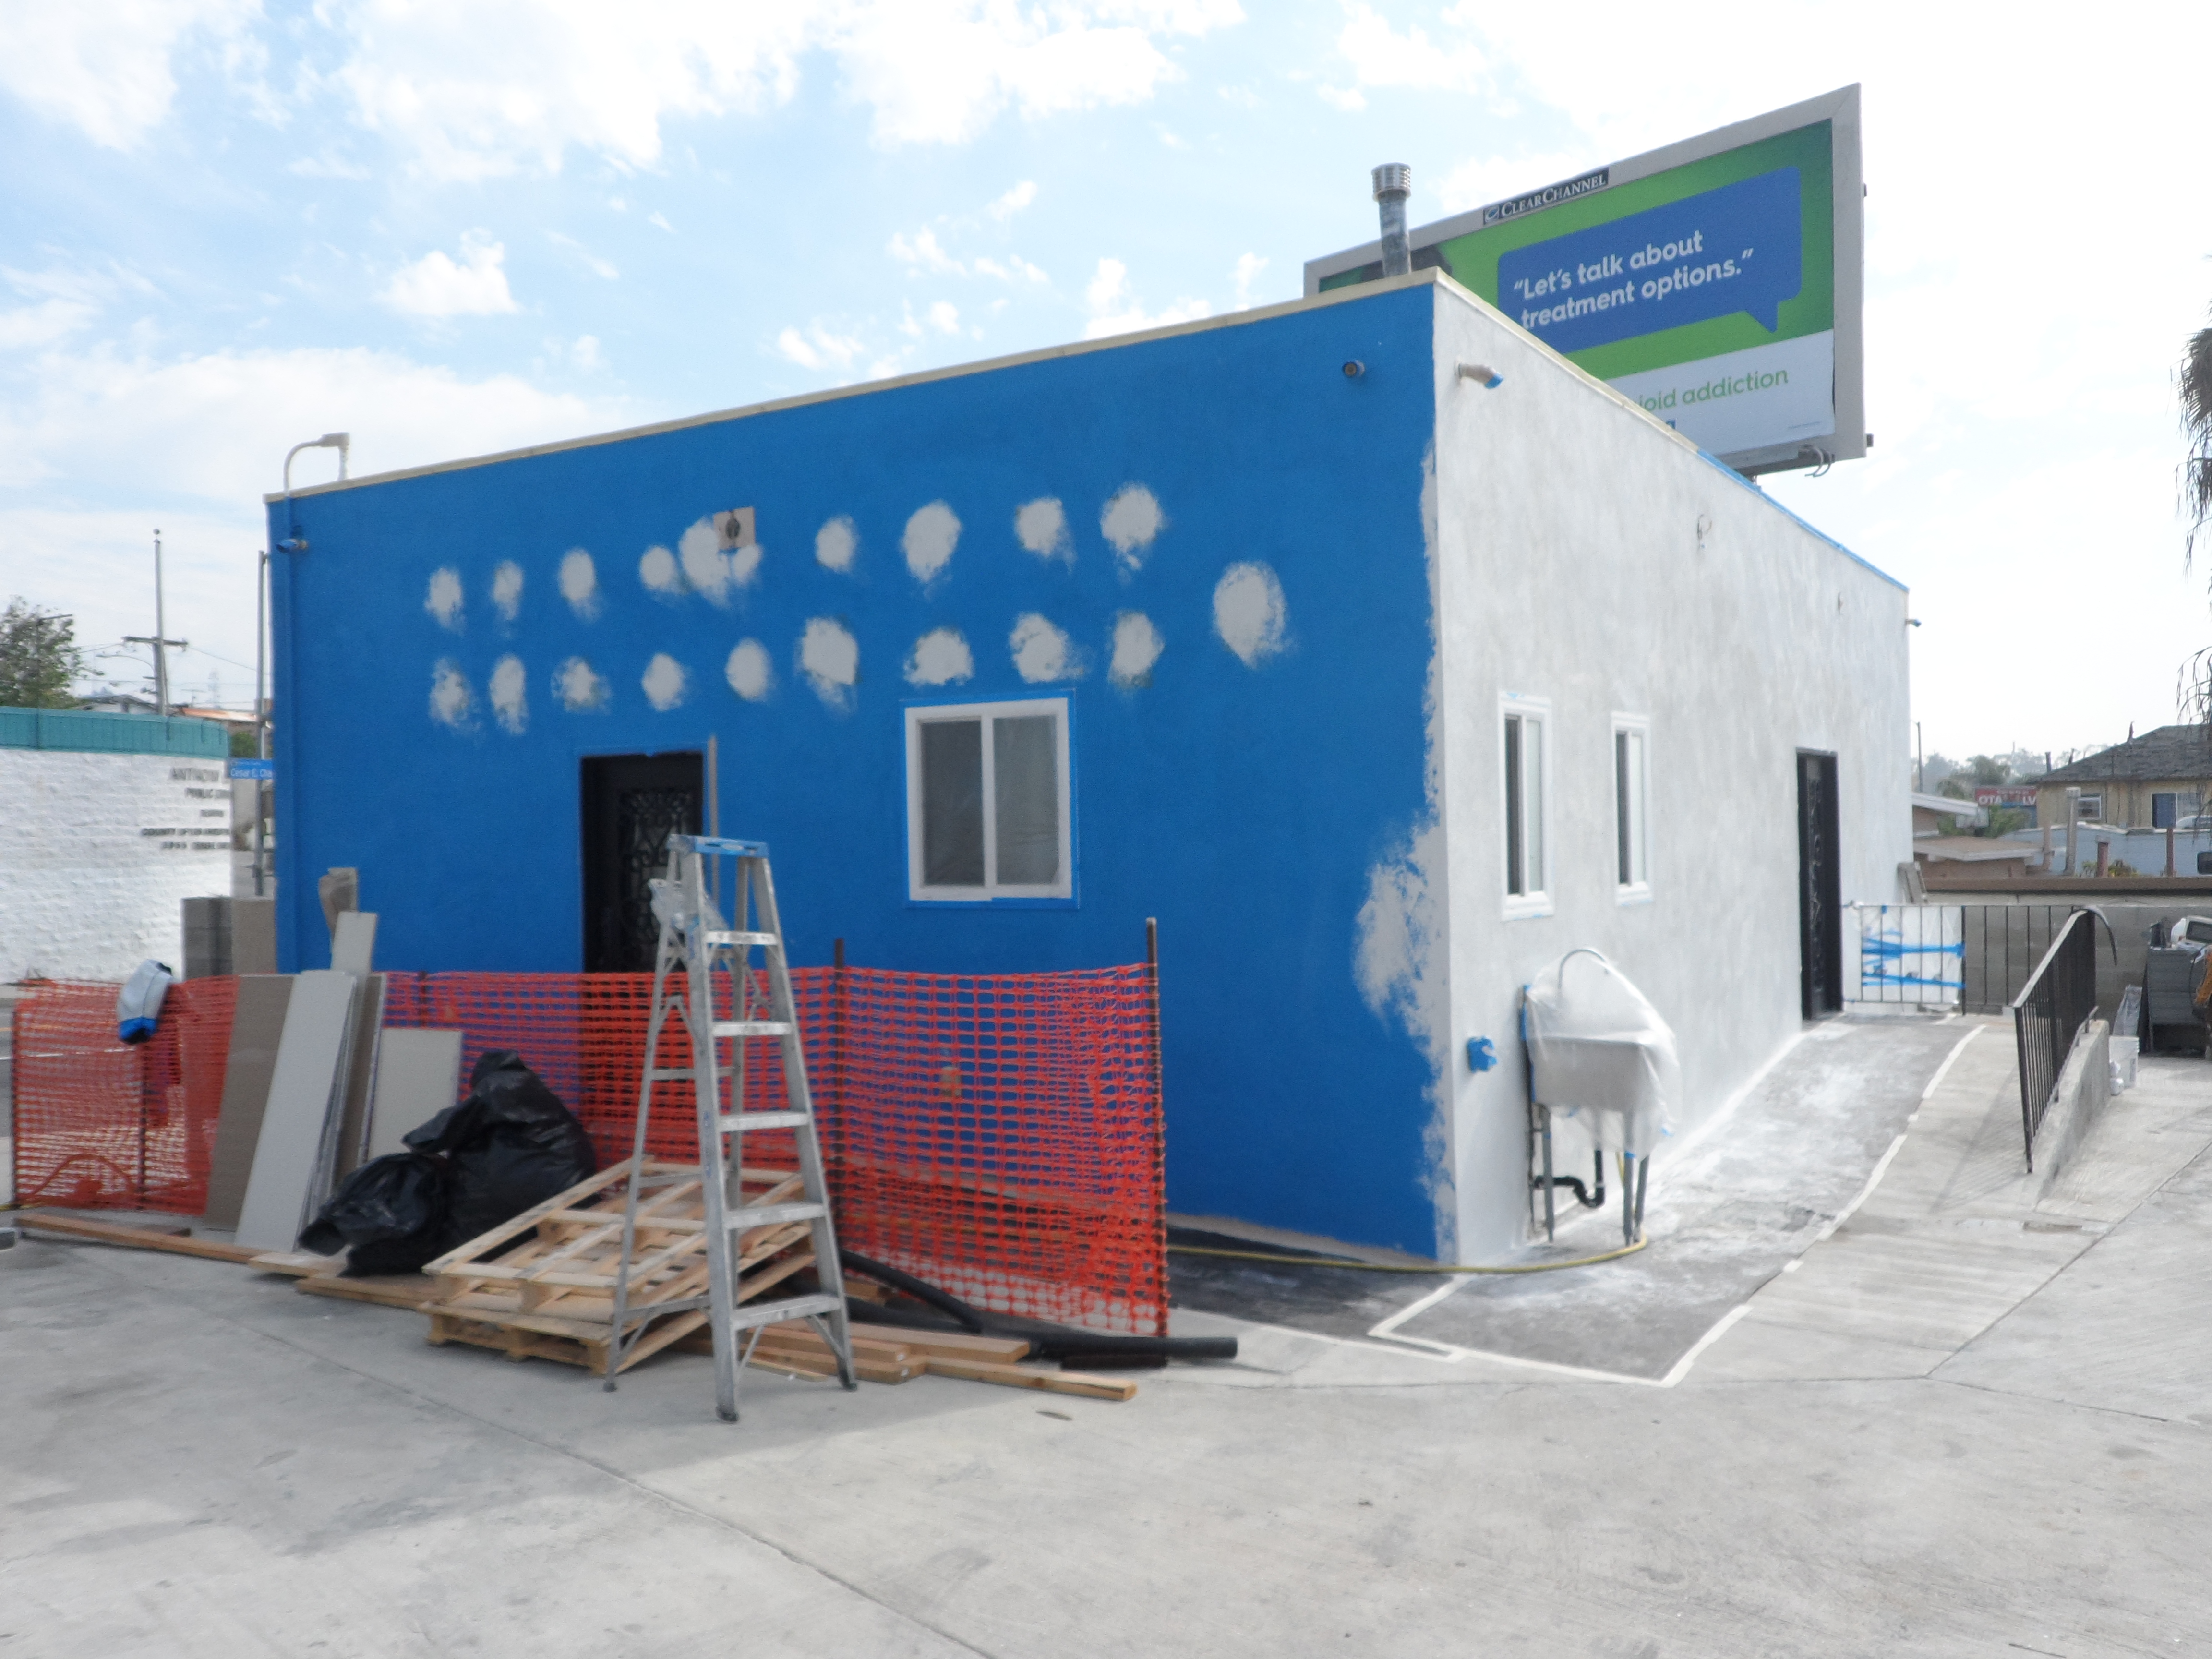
1797,751,1842,1018
581,752,703,972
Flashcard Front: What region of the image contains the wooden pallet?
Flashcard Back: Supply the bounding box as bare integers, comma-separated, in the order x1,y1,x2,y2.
417,1157,820,1377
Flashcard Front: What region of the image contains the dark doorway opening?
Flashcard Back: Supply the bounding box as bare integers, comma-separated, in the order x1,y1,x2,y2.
582,752,703,973
1796,750,1843,1018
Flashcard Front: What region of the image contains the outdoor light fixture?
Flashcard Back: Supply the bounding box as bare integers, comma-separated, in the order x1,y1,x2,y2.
1342,359,1366,378
278,432,351,552
1456,362,1503,388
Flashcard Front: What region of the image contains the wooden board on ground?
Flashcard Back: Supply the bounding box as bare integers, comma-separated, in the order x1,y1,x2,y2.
235,970,357,1252
15,1209,264,1264
251,1250,341,1277
923,1356,1139,1401
201,974,295,1231
367,1028,463,1160
299,1272,437,1311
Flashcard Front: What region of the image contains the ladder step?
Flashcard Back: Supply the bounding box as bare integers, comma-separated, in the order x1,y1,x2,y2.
717,1110,809,1133
727,1201,827,1229
703,931,779,949
710,1020,793,1039
646,1067,694,1081
726,1292,844,1332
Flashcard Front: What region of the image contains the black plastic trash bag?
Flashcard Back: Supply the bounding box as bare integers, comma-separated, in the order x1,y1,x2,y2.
299,1152,450,1276
405,1049,598,1253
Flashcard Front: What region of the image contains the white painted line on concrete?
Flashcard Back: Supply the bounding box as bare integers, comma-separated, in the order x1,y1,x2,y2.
1367,1276,1468,1339
1656,1301,1758,1387
1920,1023,1984,1100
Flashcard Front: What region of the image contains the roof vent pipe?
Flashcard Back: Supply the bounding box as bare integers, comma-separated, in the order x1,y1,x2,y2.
1372,164,1412,277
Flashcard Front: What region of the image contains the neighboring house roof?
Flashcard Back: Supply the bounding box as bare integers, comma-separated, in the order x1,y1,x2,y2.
2041,726,2212,784
1911,791,1987,825
1913,835,2040,863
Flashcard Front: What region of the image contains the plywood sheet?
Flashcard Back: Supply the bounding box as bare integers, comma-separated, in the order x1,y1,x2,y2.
330,974,387,1183
202,974,295,1230
367,1028,463,1161
235,970,356,1252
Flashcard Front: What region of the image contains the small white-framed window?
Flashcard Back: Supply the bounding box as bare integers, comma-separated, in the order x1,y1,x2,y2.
905,697,1074,902
1502,694,1551,917
1613,716,1651,902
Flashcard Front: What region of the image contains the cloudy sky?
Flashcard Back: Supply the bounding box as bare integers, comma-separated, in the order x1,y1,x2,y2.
1,1,2207,760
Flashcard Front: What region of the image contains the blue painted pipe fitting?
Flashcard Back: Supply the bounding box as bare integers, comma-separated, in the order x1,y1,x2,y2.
1466,1036,1497,1073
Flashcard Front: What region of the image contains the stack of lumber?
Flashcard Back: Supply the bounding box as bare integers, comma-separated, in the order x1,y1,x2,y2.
13,1180,1142,1402
414,1157,805,1376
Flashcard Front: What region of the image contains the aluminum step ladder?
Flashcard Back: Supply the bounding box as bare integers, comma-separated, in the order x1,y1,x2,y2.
606,833,856,1419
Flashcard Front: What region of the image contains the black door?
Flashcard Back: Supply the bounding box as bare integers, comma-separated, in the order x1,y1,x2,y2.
582,752,703,972
1797,750,1843,1018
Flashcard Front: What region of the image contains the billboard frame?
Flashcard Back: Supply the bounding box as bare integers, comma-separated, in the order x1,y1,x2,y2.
1304,84,1863,478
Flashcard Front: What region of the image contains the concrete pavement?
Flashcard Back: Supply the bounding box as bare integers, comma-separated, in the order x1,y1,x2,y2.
6,1023,2211,1657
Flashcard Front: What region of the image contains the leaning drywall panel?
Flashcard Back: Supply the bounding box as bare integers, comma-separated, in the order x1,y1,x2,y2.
0,750,233,982
366,1029,464,1160
1430,279,1911,1260
203,974,296,1230
235,970,356,1252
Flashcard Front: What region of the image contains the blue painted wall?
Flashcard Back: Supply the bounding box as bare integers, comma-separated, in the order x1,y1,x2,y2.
272,284,1445,1253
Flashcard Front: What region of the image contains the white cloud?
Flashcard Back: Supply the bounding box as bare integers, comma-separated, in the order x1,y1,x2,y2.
312,1,1242,180
0,298,99,351
1082,258,1209,340
890,227,964,274
927,300,961,336
1232,252,1268,309
971,255,1049,284
0,0,259,150
1332,1,1492,96
774,321,866,371
381,234,518,317
547,231,618,280
988,180,1038,219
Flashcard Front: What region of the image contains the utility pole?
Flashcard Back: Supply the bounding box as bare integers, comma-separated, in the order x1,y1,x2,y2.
121,529,186,713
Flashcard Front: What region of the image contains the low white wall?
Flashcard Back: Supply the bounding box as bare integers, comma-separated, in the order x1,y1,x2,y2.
0,749,233,982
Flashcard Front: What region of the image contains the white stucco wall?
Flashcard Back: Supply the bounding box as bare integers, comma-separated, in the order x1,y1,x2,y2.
1427,278,1911,1261
0,750,234,982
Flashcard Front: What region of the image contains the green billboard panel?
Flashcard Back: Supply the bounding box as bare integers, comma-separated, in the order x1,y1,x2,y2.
1306,86,1863,476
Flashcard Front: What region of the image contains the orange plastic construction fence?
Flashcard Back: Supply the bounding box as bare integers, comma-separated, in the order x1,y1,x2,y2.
12,964,1167,1335
10,977,237,1214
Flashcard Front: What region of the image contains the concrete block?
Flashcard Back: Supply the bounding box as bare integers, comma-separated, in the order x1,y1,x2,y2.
232,898,276,974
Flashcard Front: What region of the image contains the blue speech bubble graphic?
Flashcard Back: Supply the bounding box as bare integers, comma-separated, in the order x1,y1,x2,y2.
1496,167,1803,354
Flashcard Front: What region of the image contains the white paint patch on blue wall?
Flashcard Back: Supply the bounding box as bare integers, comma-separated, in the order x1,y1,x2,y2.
1213,562,1289,666
559,549,601,620
1010,613,1082,683
799,617,859,711
490,561,524,624
679,516,761,604
725,639,773,702
425,567,464,631
1015,497,1072,564
816,516,858,573
1108,611,1164,689
554,657,608,711
906,626,974,686
1100,484,1165,576
429,659,473,728
1353,819,1448,1238
489,654,527,733
641,652,687,711
639,544,683,599
902,502,961,587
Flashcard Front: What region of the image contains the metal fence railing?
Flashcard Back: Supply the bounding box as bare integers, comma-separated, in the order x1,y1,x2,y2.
2009,909,2108,1172
1849,903,2078,1013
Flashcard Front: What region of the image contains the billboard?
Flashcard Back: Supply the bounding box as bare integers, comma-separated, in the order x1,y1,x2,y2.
1305,85,1863,477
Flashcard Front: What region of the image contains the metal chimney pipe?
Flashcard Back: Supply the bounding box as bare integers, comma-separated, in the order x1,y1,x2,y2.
1372,164,1412,277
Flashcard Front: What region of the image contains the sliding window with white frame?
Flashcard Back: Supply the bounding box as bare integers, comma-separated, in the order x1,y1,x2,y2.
1502,693,1551,918
905,697,1075,903
1613,715,1651,903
